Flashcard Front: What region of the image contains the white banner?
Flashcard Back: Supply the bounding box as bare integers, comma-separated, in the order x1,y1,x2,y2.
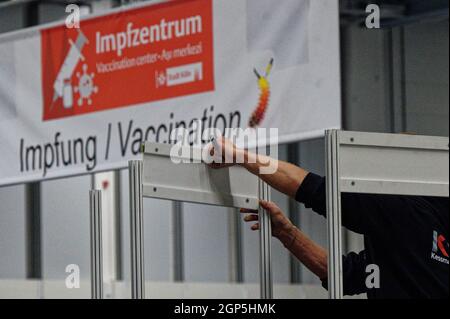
0,0,340,186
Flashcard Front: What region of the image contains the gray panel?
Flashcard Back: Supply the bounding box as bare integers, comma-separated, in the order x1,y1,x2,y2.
183,203,229,282
341,27,391,133
406,113,449,137
242,145,290,284
120,169,172,285
41,175,91,283
241,212,260,283
38,3,68,25
0,5,26,34
404,20,449,136
0,184,26,278
268,188,290,284
297,139,327,285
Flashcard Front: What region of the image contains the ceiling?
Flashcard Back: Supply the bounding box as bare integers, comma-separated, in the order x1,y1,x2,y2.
340,0,449,27
0,0,448,28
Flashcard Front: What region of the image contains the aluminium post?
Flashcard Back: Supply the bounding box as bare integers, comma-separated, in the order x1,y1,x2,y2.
172,201,184,282
89,190,103,299
325,130,344,299
228,207,244,283
129,160,145,299
287,142,301,283
258,179,273,299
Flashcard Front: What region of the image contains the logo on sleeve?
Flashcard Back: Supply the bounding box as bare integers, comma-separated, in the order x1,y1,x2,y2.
431,231,449,265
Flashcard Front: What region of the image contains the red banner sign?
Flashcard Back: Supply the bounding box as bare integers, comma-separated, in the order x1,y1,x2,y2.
41,0,214,121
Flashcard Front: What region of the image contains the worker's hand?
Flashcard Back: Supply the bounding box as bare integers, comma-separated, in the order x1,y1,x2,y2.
207,136,245,169
241,200,294,238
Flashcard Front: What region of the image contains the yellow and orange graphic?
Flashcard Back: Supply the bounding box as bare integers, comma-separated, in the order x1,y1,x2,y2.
248,58,273,128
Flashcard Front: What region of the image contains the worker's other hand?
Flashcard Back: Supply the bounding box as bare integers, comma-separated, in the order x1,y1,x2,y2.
241,200,294,238
207,136,245,169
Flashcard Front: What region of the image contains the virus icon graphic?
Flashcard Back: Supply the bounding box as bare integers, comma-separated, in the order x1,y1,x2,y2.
155,71,167,88
248,58,273,128
74,64,98,106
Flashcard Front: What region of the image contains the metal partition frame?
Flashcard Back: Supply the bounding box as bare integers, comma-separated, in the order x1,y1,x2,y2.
128,143,273,299
89,190,103,299
129,161,145,299
325,130,449,299
258,179,273,299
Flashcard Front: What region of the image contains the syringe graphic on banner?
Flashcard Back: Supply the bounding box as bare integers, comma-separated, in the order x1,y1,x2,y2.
248,58,273,128
51,30,88,110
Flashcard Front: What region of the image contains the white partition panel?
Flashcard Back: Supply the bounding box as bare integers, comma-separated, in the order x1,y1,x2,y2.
142,143,259,210
128,142,273,299
337,131,449,196
325,130,449,299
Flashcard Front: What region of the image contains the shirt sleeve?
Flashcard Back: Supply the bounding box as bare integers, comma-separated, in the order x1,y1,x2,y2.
295,172,415,236
321,250,369,296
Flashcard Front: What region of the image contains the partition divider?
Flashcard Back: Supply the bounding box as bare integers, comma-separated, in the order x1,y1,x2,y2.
325,129,449,299
258,180,273,299
128,147,274,299
325,130,343,299
129,160,145,299
89,190,103,299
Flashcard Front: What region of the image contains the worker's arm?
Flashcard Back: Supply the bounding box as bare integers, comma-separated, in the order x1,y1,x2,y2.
210,137,413,236
245,200,328,280
209,137,309,198
246,201,369,296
